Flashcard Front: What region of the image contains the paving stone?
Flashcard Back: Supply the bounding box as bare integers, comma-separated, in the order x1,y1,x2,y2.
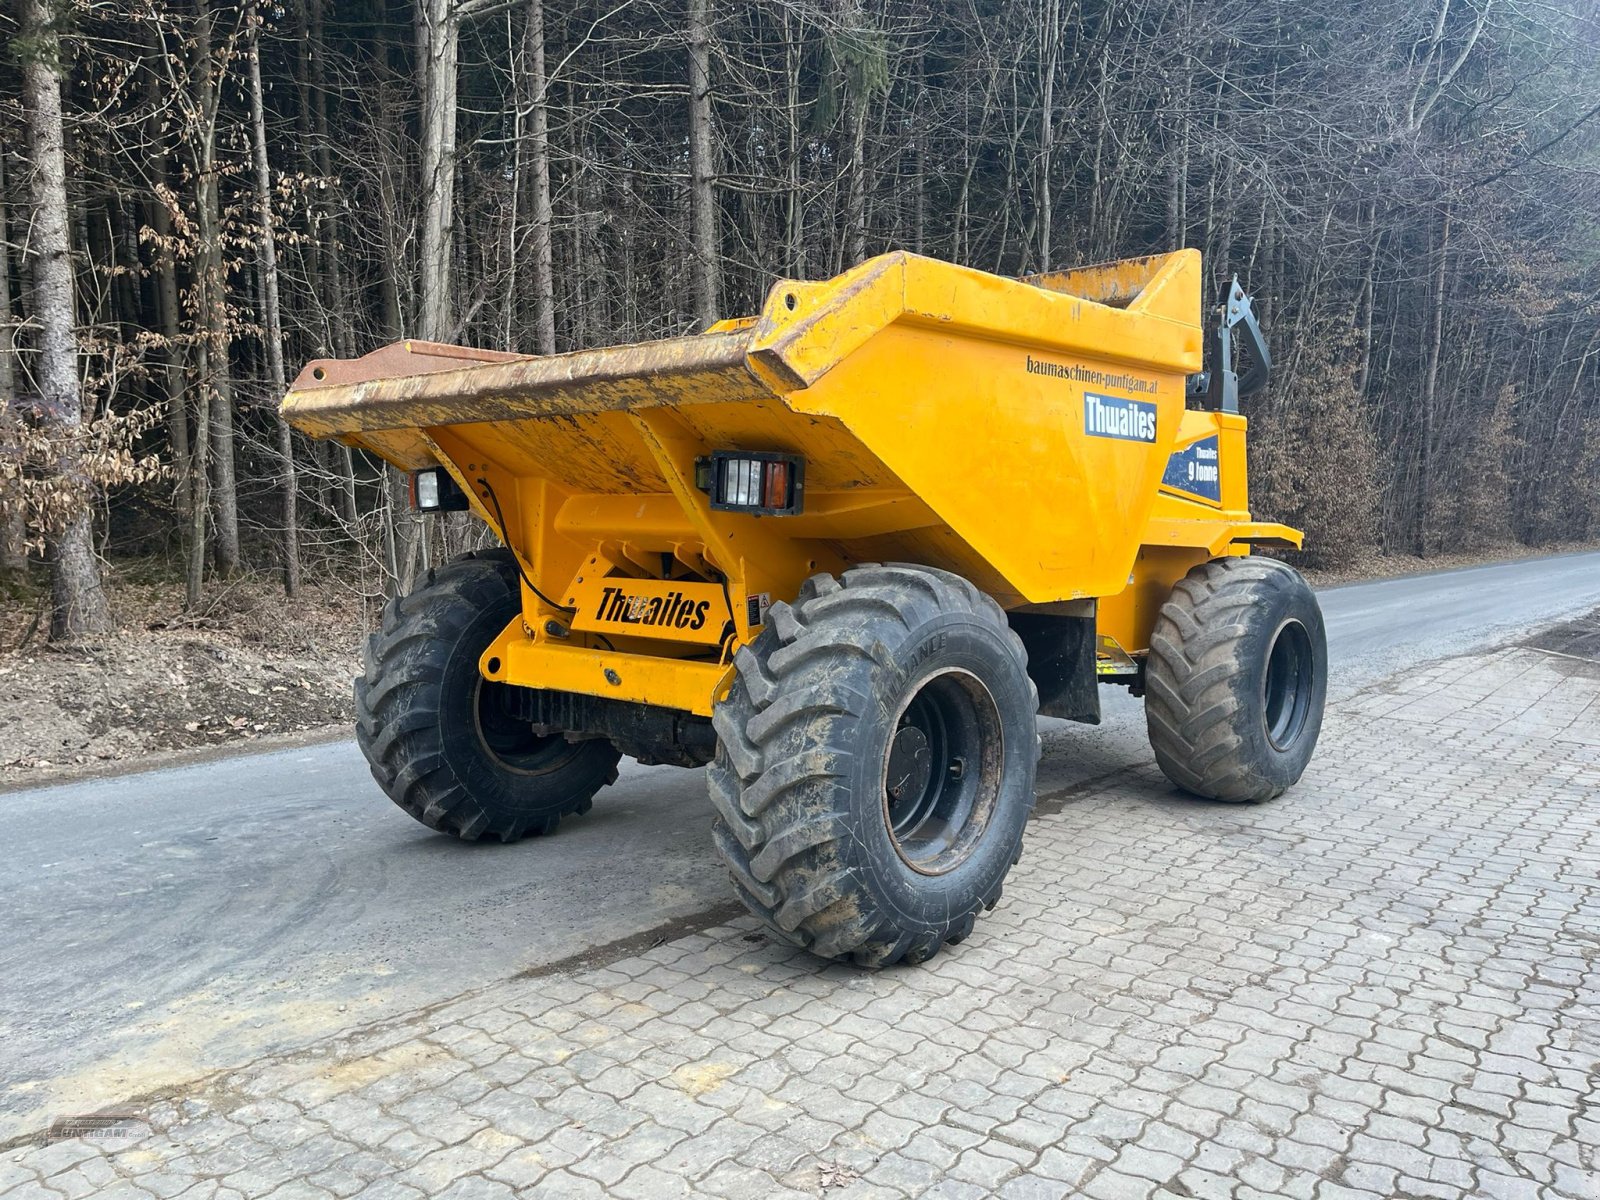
10,644,1599,1200
0,1185,69,1200
1080,1166,1152,1200
519,1168,608,1199
995,1175,1074,1200
947,1146,1024,1190
610,1163,700,1199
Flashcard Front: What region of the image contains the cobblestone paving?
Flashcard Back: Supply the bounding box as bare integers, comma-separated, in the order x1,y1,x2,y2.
5,645,1598,1199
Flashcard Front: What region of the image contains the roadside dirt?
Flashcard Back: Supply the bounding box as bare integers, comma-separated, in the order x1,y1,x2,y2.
2,541,1594,791
0,574,370,786
1297,539,1600,587
1524,606,1600,661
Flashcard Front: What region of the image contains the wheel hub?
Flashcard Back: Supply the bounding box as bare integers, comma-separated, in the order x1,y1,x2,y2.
881,669,1003,876
886,725,933,806
1263,619,1315,751
474,679,579,774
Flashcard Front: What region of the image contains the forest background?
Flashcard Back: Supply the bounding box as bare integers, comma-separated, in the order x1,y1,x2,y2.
1,0,1598,644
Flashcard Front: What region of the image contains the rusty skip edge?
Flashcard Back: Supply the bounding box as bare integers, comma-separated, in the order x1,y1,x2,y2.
279,327,764,439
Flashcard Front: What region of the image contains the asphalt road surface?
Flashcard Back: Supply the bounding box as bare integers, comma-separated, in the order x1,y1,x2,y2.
3,550,1598,1142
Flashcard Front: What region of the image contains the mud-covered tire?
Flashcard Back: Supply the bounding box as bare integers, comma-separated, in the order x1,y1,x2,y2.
354,550,621,841
709,564,1040,968
1144,556,1327,803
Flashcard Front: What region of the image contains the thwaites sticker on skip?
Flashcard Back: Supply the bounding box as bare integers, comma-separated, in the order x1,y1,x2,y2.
1161,435,1222,503
1083,392,1157,443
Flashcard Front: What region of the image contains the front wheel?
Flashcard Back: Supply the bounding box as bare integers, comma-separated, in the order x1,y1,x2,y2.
708,564,1039,968
355,551,621,841
1144,556,1327,802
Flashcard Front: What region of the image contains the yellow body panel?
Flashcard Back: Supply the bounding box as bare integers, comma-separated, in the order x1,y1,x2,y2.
281,250,1303,713
481,632,733,717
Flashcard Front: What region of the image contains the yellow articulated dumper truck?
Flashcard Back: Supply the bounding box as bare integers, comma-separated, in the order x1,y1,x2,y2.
282,249,1326,967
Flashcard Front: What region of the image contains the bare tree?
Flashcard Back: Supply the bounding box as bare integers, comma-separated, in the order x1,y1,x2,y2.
20,0,112,637
687,0,720,326
524,0,557,353
0,149,27,574
247,3,300,594
141,29,193,594
1036,0,1060,271
191,0,240,578
415,0,459,341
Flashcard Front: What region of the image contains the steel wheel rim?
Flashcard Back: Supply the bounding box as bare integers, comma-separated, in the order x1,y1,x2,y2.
474,679,579,775
881,668,1004,876
1262,619,1314,751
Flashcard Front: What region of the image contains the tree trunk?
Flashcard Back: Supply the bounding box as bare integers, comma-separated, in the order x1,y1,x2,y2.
416,0,459,342
526,0,557,353
194,0,239,578
502,14,524,347
144,46,191,546
0,149,29,573
687,0,720,326
1166,34,1192,249
784,9,803,276
844,35,870,269
307,0,353,363
21,0,112,637
911,50,925,257
248,6,301,595
303,0,359,529
1416,204,1451,557
1037,0,1060,272
1355,203,1380,399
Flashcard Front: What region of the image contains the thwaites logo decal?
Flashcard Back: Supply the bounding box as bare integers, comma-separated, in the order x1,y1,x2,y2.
1161,435,1222,503
1083,392,1157,443
595,585,712,631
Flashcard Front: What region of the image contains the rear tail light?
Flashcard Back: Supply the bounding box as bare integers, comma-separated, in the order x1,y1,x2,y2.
763,460,792,509
702,452,804,515
410,467,471,512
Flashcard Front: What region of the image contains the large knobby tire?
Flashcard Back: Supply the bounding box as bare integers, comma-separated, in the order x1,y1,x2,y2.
1144,556,1327,802
355,549,620,841
709,564,1039,968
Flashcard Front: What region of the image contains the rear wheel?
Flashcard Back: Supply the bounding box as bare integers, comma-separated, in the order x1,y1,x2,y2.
709,564,1039,967
355,550,620,841
1144,556,1327,802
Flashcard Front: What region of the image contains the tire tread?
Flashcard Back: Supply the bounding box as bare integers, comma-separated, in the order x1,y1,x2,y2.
1144,556,1319,803
354,550,618,841
711,564,1037,967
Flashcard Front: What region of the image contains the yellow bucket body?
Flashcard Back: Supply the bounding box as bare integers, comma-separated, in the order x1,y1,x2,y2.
282,250,1299,715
